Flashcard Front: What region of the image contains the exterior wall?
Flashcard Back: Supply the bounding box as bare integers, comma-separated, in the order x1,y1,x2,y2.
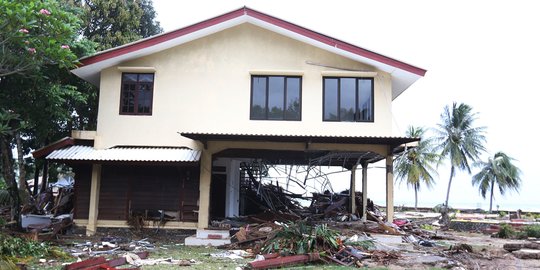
73,164,92,219
95,23,393,149
94,165,200,222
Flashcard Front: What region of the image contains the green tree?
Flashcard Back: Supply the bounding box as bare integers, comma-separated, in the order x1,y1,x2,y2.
0,0,79,77
394,126,439,210
0,0,81,230
434,102,486,212
138,0,162,38
75,0,162,51
472,152,521,213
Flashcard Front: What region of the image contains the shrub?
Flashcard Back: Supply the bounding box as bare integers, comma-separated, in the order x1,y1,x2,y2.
498,211,507,218
496,224,515,238
523,225,540,238
0,234,50,258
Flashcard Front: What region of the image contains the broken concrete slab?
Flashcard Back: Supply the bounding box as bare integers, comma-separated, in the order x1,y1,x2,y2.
503,242,540,252
512,249,540,259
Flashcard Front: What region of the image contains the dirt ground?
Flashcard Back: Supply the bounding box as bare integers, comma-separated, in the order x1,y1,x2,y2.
28,225,540,270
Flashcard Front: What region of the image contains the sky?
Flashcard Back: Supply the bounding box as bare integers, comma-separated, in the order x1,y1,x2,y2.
152,0,539,211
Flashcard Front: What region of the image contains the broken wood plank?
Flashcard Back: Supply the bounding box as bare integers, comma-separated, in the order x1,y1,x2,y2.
63,257,107,270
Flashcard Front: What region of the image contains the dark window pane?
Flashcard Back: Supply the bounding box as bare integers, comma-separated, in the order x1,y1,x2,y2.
123,73,137,82
324,78,339,120
340,78,355,122
285,78,301,120
268,77,285,120
139,74,154,82
251,77,267,119
358,79,373,121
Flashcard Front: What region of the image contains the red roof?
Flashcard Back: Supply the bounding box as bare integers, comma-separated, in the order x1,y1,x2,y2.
79,7,425,76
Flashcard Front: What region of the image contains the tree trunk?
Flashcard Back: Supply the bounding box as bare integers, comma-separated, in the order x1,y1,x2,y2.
40,161,48,194
0,135,22,230
441,166,455,226
33,164,40,196
15,131,26,188
414,186,418,211
489,179,495,213
444,166,455,209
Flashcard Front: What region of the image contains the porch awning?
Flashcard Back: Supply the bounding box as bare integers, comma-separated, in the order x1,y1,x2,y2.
46,145,201,163
180,132,418,149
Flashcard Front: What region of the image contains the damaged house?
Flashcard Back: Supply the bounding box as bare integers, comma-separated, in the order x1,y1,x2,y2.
32,7,425,238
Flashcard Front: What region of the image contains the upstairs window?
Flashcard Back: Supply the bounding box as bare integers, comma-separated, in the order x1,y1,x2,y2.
323,77,373,122
250,76,301,121
120,73,154,115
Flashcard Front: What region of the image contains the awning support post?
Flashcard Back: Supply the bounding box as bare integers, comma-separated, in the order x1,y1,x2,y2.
386,153,394,223
361,162,368,222
198,150,212,229
349,165,357,215
87,164,102,236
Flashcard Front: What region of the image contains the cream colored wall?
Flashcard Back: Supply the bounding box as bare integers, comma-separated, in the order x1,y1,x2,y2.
95,23,393,149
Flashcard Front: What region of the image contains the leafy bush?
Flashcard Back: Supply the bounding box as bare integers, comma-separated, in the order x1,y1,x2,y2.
498,211,507,218
0,234,50,258
262,222,339,255
496,224,516,238
523,225,540,238
420,224,434,231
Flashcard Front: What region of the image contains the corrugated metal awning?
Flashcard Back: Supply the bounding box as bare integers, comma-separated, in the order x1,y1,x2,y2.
46,145,200,162
180,132,419,147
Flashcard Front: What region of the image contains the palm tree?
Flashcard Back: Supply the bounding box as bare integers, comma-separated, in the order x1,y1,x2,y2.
434,102,486,210
394,126,439,210
472,152,521,213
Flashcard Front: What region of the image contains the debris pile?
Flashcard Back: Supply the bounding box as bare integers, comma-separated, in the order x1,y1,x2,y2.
238,164,384,222
68,237,155,257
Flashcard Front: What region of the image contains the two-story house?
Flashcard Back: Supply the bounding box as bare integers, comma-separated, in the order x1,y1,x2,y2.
33,7,425,237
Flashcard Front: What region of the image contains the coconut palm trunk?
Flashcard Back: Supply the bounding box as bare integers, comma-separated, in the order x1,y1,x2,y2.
489,179,495,213
414,185,418,211
444,166,455,209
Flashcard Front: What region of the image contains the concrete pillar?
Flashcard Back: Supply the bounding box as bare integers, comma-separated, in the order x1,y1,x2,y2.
361,162,368,222
225,160,240,217
349,165,357,215
87,164,102,236
198,150,212,229
386,154,394,223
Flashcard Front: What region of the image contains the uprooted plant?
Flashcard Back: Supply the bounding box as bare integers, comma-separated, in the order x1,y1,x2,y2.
262,221,340,255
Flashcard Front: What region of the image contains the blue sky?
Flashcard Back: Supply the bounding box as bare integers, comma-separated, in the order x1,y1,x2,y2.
153,0,539,211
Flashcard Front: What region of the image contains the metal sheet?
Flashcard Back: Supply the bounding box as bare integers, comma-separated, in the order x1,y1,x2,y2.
46,145,200,162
